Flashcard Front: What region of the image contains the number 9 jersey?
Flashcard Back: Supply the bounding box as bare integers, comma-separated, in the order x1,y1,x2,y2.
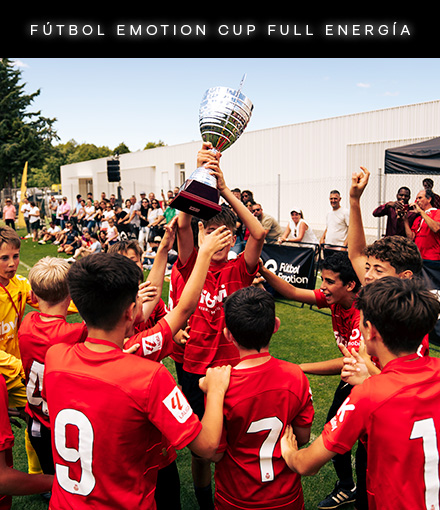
44,340,202,510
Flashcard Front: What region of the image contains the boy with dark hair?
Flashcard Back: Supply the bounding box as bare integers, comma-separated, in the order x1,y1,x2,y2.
259,251,362,509
347,167,423,285
347,167,429,364
176,143,266,508
211,286,314,510
43,222,233,509
281,276,440,510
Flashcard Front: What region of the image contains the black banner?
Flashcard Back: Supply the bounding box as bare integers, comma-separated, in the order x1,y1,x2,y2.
260,243,318,291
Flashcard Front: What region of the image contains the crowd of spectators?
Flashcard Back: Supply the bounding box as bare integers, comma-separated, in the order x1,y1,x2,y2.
3,176,440,266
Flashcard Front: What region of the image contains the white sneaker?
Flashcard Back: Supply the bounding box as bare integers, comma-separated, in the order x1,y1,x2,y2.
66,257,75,263
25,234,32,238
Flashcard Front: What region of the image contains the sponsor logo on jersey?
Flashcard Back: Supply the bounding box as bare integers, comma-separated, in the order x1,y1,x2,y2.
141,332,163,356
1,318,17,336
199,284,228,309
330,396,355,431
163,386,193,423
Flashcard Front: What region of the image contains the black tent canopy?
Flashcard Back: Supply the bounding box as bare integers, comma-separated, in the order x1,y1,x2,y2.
385,137,440,175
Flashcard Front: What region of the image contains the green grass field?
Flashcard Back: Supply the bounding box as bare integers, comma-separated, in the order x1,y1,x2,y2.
8,226,440,510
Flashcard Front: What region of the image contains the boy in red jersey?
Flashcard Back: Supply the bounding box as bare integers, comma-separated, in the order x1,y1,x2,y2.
259,251,362,509
44,225,232,509
176,143,266,508
18,257,88,475
211,286,314,510
281,276,440,510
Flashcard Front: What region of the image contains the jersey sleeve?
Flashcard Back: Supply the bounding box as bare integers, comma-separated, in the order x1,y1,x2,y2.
313,289,329,309
291,372,314,429
321,384,369,455
148,364,202,450
125,317,174,361
176,247,197,282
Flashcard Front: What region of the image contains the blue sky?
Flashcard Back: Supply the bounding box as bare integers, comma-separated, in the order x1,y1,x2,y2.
11,58,440,152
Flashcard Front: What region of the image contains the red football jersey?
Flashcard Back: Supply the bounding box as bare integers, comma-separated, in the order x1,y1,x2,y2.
177,248,257,374
322,354,440,510
44,340,202,510
411,208,440,260
125,316,174,362
313,289,362,351
18,311,87,428
143,299,167,329
313,290,429,366
126,315,177,469
0,376,14,510
214,357,314,510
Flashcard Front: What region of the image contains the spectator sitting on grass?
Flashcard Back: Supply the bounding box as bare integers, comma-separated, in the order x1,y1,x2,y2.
38,222,61,244
66,232,102,262
56,222,80,256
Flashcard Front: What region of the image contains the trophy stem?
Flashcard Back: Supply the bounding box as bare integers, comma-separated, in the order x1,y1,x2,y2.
188,166,217,188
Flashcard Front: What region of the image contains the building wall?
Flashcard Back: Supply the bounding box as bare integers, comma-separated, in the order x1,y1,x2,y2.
61,100,440,238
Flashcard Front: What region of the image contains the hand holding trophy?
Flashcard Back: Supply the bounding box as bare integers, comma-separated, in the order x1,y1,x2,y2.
170,75,253,220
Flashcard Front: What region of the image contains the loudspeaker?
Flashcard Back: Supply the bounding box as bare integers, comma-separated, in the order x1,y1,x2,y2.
107,160,120,182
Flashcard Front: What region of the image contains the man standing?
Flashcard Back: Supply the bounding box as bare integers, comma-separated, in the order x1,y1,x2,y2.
251,203,283,244
20,197,32,238
404,188,440,261
372,186,418,237
127,195,141,239
320,190,349,248
3,199,16,230
422,178,440,208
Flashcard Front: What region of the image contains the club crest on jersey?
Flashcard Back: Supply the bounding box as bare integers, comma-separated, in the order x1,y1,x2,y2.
163,387,193,423
141,332,163,356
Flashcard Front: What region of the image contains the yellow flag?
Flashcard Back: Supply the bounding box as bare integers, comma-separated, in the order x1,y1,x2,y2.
18,161,28,228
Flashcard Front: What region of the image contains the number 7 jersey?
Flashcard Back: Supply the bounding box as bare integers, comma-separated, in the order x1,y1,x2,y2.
214,356,314,510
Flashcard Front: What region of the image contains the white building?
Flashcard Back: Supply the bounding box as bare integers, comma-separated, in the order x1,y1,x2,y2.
61,99,440,239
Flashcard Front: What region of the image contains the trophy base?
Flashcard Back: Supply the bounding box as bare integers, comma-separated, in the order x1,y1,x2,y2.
170,179,221,220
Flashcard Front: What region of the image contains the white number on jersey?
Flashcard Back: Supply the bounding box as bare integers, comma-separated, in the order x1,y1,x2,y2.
54,409,96,496
247,417,283,483
27,360,48,415
410,418,440,510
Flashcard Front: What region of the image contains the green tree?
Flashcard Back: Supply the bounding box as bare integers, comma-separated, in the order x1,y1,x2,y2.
0,58,59,188
113,142,130,155
143,140,166,150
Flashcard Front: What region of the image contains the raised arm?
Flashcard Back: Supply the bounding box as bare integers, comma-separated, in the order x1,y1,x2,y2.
347,167,370,285
164,225,232,336
258,263,317,305
141,216,179,321
207,149,266,273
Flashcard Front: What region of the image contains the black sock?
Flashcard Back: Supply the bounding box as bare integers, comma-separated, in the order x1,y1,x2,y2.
194,483,214,510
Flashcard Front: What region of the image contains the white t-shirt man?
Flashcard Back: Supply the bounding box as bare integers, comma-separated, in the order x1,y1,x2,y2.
322,191,349,247
325,207,349,246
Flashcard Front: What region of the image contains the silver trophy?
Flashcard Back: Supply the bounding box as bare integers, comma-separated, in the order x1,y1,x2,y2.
170,75,253,220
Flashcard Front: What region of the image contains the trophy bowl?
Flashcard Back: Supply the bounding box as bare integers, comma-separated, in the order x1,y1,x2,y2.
170,83,253,220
